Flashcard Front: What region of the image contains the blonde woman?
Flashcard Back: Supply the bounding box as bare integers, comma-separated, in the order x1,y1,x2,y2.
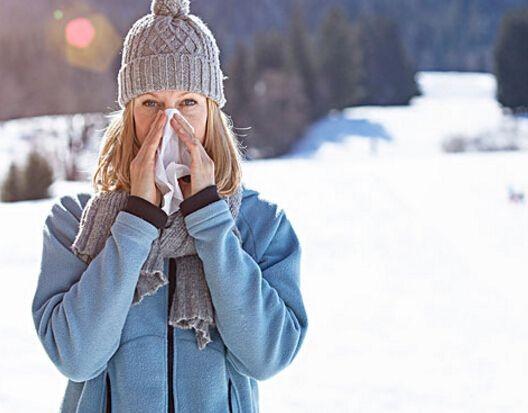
31,0,308,412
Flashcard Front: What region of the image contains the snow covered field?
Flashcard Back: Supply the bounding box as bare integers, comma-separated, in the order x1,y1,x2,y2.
1,72,527,412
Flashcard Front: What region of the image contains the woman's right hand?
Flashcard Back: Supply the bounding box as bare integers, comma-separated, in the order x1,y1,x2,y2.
129,109,166,206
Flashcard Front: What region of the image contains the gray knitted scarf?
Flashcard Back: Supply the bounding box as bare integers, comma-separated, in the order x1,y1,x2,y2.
70,185,243,350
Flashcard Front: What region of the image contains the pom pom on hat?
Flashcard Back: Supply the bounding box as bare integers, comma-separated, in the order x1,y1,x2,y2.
151,0,190,17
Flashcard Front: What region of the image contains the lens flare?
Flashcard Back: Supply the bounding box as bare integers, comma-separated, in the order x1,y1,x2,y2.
53,9,63,20
65,17,95,49
45,3,121,73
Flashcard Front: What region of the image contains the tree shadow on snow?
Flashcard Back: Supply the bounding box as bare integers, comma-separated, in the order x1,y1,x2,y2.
282,112,393,158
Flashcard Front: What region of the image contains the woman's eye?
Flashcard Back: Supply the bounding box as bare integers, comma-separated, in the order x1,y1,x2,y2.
143,100,159,108
182,99,197,107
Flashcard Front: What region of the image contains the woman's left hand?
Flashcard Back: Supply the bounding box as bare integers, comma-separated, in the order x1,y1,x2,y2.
170,113,215,199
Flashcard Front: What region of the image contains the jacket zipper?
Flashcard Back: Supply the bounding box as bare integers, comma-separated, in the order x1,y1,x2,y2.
105,261,175,413
168,258,176,413
105,373,111,413
228,378,232,412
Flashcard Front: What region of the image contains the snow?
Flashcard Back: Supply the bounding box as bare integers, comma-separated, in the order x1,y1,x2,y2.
1,71,528,412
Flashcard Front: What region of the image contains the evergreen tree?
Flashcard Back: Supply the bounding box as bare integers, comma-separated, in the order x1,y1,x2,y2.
494,7,528,113
287,0,323,120
225,41,254,115
21,149,54,200
1,149,54,202
354,14,419,106
246,30,310,157
1,162,23,202
317,6,363,110
253,30,292,74
249,68,309,157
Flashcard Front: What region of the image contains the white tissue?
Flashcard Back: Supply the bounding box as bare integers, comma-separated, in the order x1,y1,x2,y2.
154,108,194,215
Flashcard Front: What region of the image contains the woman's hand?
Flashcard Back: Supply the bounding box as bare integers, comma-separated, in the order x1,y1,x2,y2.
170,112,215,199
129,109,166,206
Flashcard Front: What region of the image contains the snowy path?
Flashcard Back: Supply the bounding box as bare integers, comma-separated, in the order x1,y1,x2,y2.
250,153,528,412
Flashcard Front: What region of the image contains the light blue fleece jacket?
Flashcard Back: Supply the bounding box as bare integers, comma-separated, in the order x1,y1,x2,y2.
31,185,308,412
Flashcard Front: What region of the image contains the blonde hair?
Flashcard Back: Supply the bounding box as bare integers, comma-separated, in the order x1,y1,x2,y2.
92,97,245,198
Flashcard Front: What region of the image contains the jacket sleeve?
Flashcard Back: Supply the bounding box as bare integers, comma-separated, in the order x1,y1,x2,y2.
183,197,309,381
31,194,161,382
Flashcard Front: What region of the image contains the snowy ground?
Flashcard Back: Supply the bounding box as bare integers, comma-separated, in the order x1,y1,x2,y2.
1,72,528,412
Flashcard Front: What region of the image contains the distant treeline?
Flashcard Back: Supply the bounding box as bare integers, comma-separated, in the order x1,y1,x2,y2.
225,4,418,157
1,0,528,157
2,0,528,121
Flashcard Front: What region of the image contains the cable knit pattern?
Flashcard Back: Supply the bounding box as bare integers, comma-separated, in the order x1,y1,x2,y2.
117,0,227,109
70,185,243,350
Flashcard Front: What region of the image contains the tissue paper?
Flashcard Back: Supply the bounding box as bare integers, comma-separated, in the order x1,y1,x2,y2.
154,108,194,215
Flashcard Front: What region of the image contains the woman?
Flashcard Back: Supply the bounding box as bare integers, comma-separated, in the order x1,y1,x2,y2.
31,0,308,412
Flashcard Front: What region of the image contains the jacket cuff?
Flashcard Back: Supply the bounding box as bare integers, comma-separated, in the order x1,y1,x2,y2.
123,195,168,229
179,185,221,217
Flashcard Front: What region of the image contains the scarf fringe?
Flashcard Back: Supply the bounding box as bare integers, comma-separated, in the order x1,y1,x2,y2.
133,270,167,305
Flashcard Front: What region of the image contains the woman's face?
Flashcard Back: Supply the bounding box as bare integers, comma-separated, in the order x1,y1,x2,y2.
133,89,208,145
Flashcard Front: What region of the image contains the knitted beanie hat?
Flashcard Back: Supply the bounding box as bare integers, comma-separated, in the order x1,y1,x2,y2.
117,0,227,109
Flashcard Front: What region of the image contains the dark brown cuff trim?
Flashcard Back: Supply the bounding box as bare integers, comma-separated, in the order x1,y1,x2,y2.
123,195,168,229
179,185,221,217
